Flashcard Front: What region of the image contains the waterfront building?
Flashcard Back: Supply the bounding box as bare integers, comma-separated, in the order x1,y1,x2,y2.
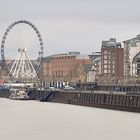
75,63,93,82
123,34,140,83
87,53,101,82
43,52,92,86
101,38,123,84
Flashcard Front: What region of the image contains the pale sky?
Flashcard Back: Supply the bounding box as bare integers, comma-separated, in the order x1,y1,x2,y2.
0,0,140,59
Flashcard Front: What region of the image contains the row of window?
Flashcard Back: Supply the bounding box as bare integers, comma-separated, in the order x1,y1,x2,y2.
52,70,63,78
103,54,115,59
103,50,116,54
51,59,75,63
53,56,75,60
103,65,115,69
103,60,115,64
103,69,115,74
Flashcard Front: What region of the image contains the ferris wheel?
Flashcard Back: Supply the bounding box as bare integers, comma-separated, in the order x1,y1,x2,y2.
1,20,44,82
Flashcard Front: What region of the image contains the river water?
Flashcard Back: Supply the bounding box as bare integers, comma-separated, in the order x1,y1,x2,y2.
0,98,140,140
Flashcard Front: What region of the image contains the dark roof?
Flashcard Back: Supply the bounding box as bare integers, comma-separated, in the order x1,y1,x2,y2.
133,51,140,63
88,54,101,61
123,34,140,43
102,38,121,48
82,64,93,73
43,56,53,62
94,57,101,63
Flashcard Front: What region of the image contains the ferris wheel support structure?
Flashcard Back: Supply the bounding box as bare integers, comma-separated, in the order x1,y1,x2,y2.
9,48,39,83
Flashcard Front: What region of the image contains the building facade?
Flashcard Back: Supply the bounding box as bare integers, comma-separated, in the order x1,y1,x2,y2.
87,52,101,82
101,38,123,84
123,34,140,83
43,52,92,86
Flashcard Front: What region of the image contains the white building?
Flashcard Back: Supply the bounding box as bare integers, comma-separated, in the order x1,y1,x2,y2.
123,34,140,79
87,56,101,82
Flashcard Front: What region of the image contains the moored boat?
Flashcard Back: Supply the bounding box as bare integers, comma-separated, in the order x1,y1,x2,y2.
9,88,29,100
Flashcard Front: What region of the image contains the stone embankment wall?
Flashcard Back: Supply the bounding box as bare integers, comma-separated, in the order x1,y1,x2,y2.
28,90,140,113
0,89,10,98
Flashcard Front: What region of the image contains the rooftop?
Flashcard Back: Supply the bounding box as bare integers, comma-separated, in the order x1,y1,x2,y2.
123,34,140,43
43,53,91,61
102,38,121,48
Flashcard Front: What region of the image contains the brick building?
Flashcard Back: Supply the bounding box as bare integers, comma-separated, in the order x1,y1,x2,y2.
43,52,92,86
100,38,123,84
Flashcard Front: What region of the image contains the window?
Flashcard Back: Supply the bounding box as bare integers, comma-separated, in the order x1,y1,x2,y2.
104,50,107,54
56,71,57,77
112,54,115,59
104,60,107,64
112,61,115,64
112,70,115,74
112,65,115,69
61,70,63,77
104,65,107,69
58,70,61,77
104,69,107,73
104,55,107,59
108,70,110,73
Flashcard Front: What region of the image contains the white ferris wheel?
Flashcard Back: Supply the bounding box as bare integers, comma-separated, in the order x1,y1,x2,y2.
1,20,44,83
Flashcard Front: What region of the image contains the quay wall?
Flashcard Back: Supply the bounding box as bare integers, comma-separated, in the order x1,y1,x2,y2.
0,89,10,98
28,90,140,113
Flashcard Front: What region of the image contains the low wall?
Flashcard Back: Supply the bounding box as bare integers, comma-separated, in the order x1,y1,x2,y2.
0,89,10,98
28,90,140,113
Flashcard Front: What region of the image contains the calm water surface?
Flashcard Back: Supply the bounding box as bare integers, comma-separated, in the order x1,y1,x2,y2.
0,98,140,140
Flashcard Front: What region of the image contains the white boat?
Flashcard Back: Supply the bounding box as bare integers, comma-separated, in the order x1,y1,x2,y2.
9,88,29,100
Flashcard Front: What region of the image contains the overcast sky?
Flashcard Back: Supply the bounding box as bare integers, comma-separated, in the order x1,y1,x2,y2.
0,0,140,59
